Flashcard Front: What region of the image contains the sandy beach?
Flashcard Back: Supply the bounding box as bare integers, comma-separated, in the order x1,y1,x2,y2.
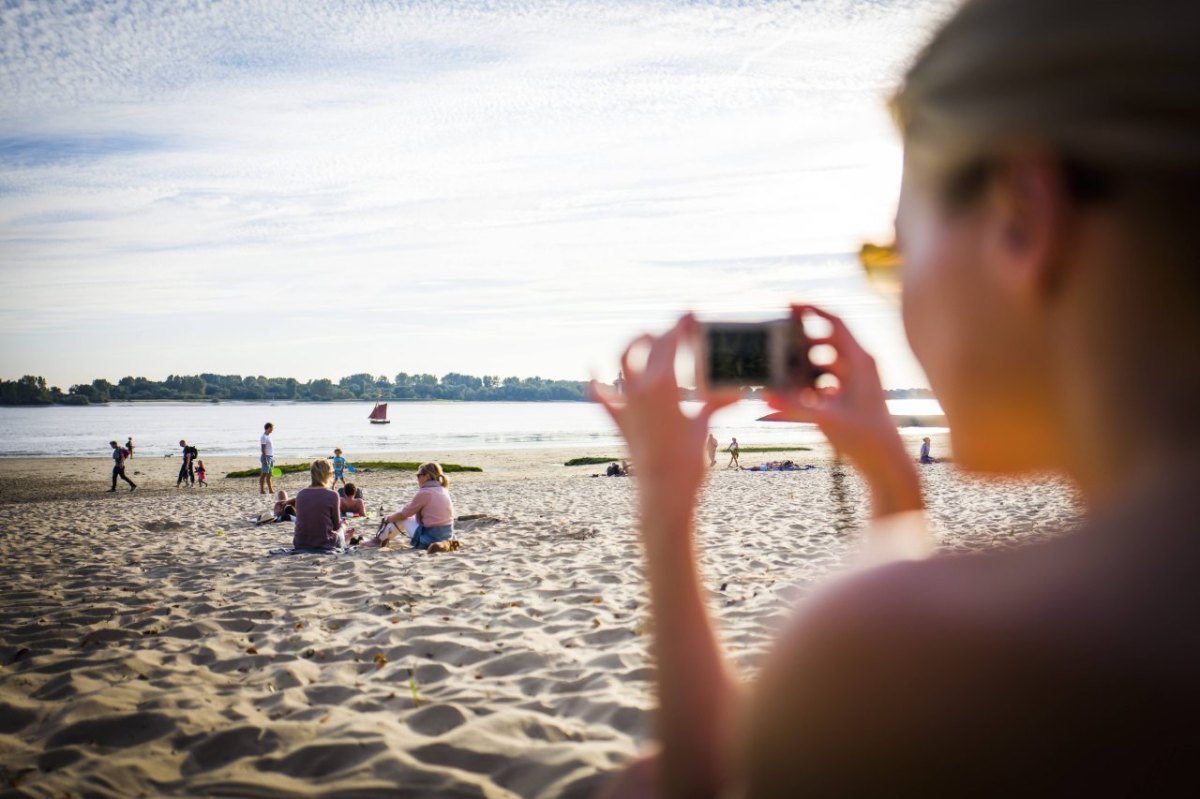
0,444,1083,797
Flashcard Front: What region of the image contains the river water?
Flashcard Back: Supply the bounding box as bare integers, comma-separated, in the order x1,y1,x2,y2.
0,399,944,458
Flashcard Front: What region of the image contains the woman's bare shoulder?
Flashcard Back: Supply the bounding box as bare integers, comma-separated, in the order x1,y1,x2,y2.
741,510,1200,793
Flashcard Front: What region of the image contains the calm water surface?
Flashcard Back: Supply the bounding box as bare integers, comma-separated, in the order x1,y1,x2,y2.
0,400,943,458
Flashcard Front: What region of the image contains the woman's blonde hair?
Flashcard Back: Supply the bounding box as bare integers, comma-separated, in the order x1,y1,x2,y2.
310,459,333,487
418,462,449,488
892,0,1200,241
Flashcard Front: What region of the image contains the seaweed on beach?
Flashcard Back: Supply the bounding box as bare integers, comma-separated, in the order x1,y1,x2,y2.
564,457,620,467
224,461,482,478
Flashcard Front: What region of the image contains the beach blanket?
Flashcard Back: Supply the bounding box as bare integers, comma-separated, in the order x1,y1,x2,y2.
749,463,818,472
268,546,355,556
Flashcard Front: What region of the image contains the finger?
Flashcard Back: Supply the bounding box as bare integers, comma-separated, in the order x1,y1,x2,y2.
793,304,871,368
763,390,827,425
644,317,687,381
588,380,626,431
620,334,655,383
764,385,824,416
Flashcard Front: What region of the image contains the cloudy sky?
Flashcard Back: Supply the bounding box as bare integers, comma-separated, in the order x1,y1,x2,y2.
0,0,955,390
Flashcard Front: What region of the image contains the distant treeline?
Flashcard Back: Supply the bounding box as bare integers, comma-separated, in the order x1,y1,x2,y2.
0,372,591,405
0,373,935,406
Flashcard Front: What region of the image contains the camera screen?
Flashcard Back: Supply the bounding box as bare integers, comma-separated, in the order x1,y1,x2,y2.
706,328,770,384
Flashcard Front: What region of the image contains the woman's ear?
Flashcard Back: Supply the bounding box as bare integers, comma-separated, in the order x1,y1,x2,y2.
984,154,1072,302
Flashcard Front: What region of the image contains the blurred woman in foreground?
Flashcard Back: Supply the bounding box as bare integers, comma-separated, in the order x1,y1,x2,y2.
594,0,1200,795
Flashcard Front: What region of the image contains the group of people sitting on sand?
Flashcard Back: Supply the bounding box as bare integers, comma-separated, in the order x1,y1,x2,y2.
749,459,812,472
269,481,365,523
605,459,634,477
272,457,457,553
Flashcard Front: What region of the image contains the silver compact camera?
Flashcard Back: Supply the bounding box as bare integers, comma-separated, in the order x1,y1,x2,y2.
695,319,819,390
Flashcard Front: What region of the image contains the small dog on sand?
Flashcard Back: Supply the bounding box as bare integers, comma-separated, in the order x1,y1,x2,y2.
426,540,461,554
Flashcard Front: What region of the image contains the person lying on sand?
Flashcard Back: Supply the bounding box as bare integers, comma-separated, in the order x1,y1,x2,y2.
339,482,366,517
363,462,455,550
591,2,1200,793
751,459,805,472
336,479,362,499
273,490,296,522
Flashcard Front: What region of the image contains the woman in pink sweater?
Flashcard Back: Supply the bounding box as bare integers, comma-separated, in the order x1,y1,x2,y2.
368,462,455,549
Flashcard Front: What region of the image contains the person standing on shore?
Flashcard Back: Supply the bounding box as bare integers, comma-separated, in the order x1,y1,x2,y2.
108,440,135,492
176,439,198,487
726,437,740,469
706,433,719,467
259,422,275,495
125,436,135,459
331,448,347,487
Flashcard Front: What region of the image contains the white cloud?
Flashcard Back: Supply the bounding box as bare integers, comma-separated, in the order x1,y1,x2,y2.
0,0,955,388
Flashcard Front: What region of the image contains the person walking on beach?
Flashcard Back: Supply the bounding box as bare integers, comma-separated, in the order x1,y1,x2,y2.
108,440,135,492
706,433,719,467
919,436,938,464
259,422,275,495
176,439,198,487
195,459,207,487
725,437,740,469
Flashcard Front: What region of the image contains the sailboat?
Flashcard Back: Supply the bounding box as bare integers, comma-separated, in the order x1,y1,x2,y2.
368,402,390,424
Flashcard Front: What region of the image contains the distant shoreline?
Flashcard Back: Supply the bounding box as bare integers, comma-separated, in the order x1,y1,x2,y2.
0,397,593,407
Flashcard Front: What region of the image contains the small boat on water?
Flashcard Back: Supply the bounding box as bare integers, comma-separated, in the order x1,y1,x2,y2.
368,402,390,424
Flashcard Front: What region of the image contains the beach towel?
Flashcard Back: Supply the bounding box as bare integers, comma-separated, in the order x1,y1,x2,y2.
268,546,355,556
750,463,818,472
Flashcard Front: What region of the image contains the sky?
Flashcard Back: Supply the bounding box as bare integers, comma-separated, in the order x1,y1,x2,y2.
0,0,956,390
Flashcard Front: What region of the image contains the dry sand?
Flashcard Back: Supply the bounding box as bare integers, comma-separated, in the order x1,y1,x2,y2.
0,444,1082,797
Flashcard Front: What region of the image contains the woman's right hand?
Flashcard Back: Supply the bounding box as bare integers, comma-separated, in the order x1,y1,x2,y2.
765,305,923,518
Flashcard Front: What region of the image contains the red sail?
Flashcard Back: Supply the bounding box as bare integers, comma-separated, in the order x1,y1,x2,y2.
368,402,388,420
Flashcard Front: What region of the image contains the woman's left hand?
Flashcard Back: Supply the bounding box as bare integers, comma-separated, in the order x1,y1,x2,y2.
591,315,739,529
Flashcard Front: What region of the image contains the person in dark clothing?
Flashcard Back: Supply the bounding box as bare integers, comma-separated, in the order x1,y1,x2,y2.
176,440,198,487
109,440,135,492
